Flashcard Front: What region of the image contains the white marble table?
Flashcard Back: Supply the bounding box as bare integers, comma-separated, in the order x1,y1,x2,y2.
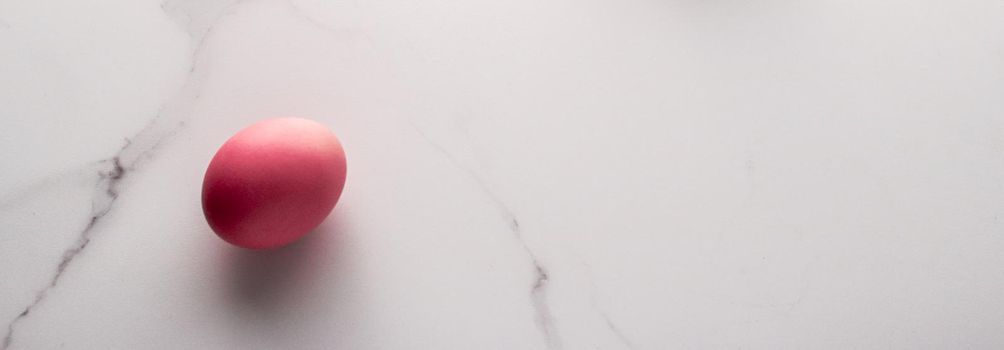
2,0,1004,349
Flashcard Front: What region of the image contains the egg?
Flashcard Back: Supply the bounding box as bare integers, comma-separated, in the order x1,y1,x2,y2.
202,118,347,249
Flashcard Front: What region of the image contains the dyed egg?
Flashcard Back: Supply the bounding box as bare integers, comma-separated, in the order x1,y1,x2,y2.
202,118,347,249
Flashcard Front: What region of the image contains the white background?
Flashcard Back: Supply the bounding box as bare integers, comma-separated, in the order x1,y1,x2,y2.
2,0,1003,349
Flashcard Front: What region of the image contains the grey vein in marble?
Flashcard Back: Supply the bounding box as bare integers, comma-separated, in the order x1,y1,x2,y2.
598,308,637,350
409,123,562,349
0,1,244,348
3,153,128,350
281,0,343,37
581,261,637,350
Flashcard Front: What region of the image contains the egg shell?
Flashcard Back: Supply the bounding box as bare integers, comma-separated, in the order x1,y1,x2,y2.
202,118,347,249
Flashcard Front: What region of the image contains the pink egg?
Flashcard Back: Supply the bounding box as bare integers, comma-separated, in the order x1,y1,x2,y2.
202,118,347,249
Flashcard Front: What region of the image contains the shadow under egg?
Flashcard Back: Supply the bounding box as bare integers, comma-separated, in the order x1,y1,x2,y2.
221,217,345,315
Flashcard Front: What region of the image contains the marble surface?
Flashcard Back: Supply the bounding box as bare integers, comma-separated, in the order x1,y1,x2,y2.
2,0,1004,348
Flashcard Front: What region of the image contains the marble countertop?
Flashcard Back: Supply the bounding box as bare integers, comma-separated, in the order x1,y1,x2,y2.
2,0,1004,349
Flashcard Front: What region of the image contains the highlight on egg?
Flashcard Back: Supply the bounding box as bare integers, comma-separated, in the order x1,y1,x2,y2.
201,117,347,249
